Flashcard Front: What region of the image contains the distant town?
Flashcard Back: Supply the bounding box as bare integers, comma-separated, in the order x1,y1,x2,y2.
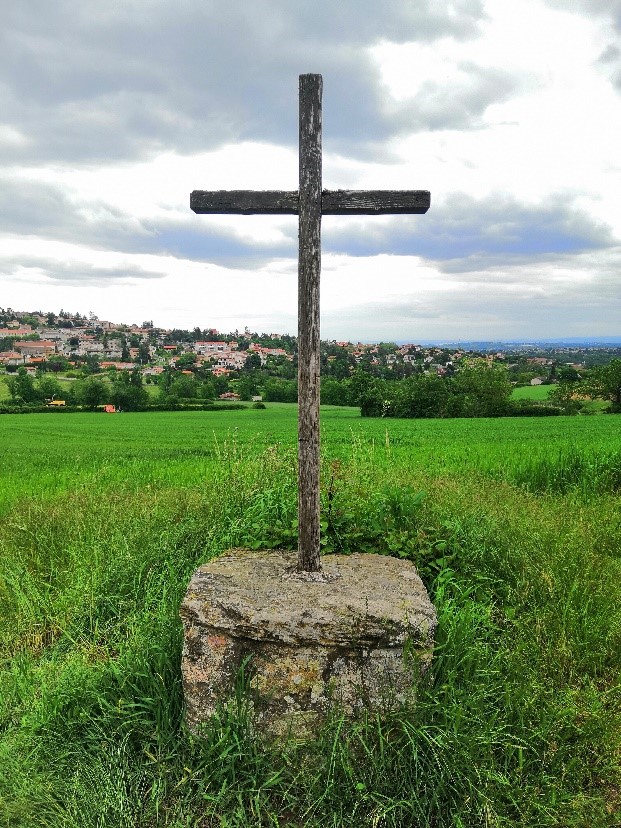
1,307,620,416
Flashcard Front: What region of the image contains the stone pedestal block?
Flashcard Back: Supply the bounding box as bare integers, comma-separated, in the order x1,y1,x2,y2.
180,550,437,738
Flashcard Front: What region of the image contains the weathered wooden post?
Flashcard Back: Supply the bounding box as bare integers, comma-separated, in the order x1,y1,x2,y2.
190,73,430,573
181,75,436,738
297,73,323,573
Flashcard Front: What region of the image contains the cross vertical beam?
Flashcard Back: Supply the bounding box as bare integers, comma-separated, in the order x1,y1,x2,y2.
190,74,430,575
297,74,323,572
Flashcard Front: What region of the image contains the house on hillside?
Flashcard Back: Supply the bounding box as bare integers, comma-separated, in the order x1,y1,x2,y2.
15,341,56,358
194,341,228,354
0,327,33,338
0,351,25,366
99,361,135,371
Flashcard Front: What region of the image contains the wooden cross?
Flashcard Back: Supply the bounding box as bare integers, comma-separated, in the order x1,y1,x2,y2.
191,74,430,574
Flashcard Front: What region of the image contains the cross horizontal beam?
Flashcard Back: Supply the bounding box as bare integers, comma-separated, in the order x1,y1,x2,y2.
190,189,430,216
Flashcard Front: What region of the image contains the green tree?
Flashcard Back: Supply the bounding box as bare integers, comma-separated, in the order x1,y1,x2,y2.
244,353,262,370
270,355,296,379
237,375,260,401
0,336,16,352
348,370,378,407
199,378,217,400
391,374,449,419
4,368,40,403
449,363,512,417
584,359,621,411
44,356,70,373
75,377,109,408
176,353,197,370
111,369,148,411
347,371,386,417
37,376,64,402
557,366,581,383
548,382,581,414
320,378,351,406
168,374,198,399
328,358,351,380
213,375,230,396
137,342,151,364
263,379,298,402
158,367,174,395
81,354,101,374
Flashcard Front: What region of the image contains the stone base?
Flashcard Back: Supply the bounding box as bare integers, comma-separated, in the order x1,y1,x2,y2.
180,550,437,738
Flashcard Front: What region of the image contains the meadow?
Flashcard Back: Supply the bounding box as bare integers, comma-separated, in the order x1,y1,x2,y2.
511,384,552,401
1,405,620,826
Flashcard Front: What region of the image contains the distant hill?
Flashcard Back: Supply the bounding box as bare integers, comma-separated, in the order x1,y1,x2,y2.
399,337,621,350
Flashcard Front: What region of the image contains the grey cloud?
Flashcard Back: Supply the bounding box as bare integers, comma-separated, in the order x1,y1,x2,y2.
1,255,164,286
598,44,621,63
544,2,621,91
1,0,491,164
0,175,151,250
322,191,616,268
0,178,76,236
391,64,521,133
597,44,621,90
150,222,296,268
322,257,621,341
3,173,616,279
544,0,621,28
0,174,296,266
320,292,524,341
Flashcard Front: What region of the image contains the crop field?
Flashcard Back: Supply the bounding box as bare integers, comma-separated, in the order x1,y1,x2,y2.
511,384,552,400
1,405,621,826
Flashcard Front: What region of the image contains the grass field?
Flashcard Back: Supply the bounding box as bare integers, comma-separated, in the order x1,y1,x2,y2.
511,384,552,400
1,405,620,826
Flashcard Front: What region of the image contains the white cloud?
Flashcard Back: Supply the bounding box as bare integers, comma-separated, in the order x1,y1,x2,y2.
1,0,620,339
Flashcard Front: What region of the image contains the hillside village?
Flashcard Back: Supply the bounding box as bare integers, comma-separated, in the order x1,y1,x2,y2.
1,307,606,377
0,318,289,375
1,307,619,415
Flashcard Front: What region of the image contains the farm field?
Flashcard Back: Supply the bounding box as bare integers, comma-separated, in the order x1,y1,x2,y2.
1,405,620,827
511,384,552,400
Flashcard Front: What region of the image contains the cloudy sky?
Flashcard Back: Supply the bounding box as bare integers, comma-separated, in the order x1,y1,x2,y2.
1,0,620,341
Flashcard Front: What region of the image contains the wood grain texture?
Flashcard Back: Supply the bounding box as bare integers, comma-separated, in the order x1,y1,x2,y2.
191,189,430,216
322,189,430,215
190,190,298,214
297,73,322,573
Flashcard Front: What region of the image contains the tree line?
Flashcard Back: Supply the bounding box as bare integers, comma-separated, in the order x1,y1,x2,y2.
3,358,621,418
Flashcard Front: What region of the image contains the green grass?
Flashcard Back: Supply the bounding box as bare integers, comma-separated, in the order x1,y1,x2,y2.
511,384,552,400
1,406,620,826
